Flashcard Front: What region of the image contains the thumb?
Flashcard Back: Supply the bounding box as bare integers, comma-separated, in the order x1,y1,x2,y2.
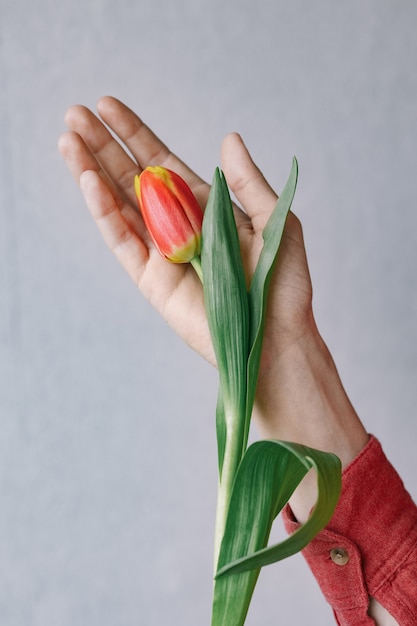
221,133,278,233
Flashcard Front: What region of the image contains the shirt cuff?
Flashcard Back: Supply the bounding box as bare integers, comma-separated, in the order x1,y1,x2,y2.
282,435,417,618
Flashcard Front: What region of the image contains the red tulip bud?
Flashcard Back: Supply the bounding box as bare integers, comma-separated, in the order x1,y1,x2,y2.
134,166,203,264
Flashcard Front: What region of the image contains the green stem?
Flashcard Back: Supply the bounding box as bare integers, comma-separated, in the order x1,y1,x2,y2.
213,413,244,571
190,255,203,283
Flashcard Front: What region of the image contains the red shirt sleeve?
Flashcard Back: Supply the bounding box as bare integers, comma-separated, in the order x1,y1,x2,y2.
282,435,417,625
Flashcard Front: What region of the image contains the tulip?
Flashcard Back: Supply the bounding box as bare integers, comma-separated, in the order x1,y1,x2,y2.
134,160,341,626
134,166,203,269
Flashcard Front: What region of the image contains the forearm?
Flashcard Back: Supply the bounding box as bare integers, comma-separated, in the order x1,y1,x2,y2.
254,319,417,625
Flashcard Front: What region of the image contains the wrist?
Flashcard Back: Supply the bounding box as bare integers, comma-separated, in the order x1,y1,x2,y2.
253,318,368,467
253,319,368,522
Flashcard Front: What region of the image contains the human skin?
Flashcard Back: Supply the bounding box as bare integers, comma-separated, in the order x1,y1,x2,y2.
58,96,396,625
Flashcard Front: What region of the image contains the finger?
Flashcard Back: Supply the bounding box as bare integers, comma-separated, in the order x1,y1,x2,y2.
58,130,147,241
221,133,278,233
80,167,213,361
64,104,139,208
79,169,149,284
96,96,210,208
58,129,101,182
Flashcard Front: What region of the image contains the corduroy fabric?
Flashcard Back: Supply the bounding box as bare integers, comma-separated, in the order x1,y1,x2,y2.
283,436,417,625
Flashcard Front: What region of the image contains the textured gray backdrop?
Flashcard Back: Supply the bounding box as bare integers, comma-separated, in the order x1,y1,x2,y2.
1,1,416,624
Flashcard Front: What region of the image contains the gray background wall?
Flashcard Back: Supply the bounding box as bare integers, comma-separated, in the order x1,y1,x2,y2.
1,1,416,624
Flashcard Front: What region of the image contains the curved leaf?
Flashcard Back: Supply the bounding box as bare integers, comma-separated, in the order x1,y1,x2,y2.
216,440,341,578
244,158,298,446
211,440,341,626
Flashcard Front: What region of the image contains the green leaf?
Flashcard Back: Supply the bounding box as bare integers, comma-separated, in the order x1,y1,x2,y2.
217,441,341,576
215,386,227,476
244,158,298,446
211,441,341,626
201,168,249,479
202,169,251,564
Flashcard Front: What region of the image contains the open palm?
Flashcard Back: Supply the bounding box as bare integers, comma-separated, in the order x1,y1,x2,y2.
59,97,313,378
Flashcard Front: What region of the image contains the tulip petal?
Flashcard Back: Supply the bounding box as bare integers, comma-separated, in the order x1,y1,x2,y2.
134,167,203,263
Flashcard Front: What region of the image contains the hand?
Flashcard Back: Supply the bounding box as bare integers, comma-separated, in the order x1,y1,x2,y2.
58,96,312,376
59,97,368,511
59,99,392,624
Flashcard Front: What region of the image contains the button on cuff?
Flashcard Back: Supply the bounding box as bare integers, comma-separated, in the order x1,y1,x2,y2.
330,547,350,566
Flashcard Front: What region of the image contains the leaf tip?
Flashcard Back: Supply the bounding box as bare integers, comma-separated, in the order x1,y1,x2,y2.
292,155,299,178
